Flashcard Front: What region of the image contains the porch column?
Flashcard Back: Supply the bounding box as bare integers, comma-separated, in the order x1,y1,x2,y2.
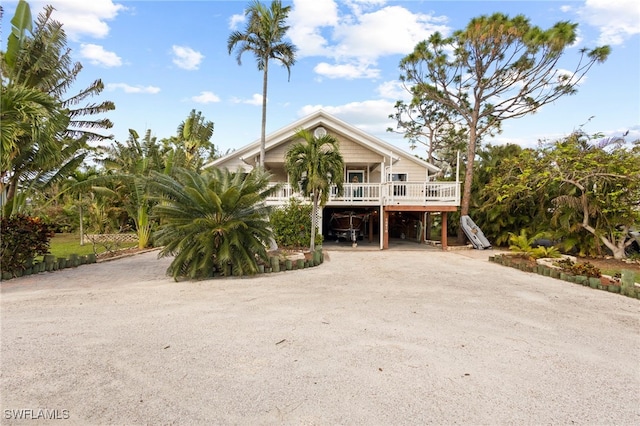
441,211,448,251
383,209,389,249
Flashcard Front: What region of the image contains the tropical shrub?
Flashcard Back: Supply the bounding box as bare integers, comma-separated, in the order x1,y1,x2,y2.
569,261,601,278
1,214,55,274
150,167,276,280
531,245,562,260
553,258,601,278
270,198,321,250
508,230,535,258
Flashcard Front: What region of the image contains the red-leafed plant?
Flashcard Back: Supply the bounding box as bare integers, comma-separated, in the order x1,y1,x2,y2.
1,215,55,274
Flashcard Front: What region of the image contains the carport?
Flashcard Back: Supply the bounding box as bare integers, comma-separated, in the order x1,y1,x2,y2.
382,205,457,250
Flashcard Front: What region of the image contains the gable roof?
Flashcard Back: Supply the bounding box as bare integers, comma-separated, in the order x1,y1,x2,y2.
207,110,441,174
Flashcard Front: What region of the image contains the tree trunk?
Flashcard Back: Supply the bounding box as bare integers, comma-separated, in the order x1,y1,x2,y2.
310,192,319,252
578,190,626,259
260,60,269,169
458,123,478,244
3,173,19,216
6,175,17,207
582,222,628,260
79,196,84,246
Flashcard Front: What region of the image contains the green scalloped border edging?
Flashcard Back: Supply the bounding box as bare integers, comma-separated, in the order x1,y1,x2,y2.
489,254,639,300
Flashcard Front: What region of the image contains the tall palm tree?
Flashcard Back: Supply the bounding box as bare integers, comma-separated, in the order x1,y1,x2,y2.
0,84,61,172
6,4,115,142
1,1,114,215
227,0,297,168
284,129,344,252
150,167,276,280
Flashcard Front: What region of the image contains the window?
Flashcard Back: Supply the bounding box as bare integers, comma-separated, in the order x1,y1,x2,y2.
389,173,407,182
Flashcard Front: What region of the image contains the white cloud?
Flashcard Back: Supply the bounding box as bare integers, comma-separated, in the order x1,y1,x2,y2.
288,0,339,56
579,0,640,45
289,1,451,81
191,91,221,104
314,61,379,79
298,99,399,140
171,45,204,71
229,13,245,30
232,94,264,106
342,0,387,16
377,80,410,101
332,5,449,60
79,44,122,67
32,0,126,41
557,68,586,86
107,83,160,94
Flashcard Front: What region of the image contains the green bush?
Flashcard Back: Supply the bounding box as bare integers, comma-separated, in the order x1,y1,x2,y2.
508,229,535,258
531,245,562,259
1,215,55,274
270,198,321,250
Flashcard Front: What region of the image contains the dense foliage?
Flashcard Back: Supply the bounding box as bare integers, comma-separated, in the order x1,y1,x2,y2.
270,198,321,250
475,133,640,259
1,214,55,274
150,167,276,280
285,129,344,252
397,12,609,240
1,0,114,216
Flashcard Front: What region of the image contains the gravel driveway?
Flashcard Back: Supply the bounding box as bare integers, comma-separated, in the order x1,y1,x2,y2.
1,249,639,425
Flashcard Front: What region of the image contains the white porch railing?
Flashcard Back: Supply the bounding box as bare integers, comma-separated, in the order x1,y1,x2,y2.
266,182,460,206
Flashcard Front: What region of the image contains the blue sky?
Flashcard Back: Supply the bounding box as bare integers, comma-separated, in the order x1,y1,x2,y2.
2,0,639,156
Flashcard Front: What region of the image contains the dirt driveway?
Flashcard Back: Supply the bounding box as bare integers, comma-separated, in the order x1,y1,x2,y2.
1,249,639,425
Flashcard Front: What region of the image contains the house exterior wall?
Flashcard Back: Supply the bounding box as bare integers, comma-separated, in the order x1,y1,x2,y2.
265,142,290,163
387,159,431,182
333,134,384,163
268,167,288,182
216,155,251,171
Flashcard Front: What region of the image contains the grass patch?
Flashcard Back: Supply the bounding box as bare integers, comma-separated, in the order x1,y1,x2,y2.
41,233,137,259
602,268,639,284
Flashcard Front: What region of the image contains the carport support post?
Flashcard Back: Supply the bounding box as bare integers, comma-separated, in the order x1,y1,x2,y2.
441,212,448,251
383,210,389,249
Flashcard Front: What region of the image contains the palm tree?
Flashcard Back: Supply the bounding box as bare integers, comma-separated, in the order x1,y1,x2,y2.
96,129,166,248
64,167,100,245
149,167,276,280
6,4,115,142
1,2,114,215
284,129,344,252
227,0,297,168
162,109,216,172
0,84,62,174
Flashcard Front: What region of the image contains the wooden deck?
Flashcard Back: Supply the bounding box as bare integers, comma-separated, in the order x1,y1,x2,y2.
266,182,460,207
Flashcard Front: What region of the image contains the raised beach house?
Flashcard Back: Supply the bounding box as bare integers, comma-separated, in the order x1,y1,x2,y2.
208,110,460,249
